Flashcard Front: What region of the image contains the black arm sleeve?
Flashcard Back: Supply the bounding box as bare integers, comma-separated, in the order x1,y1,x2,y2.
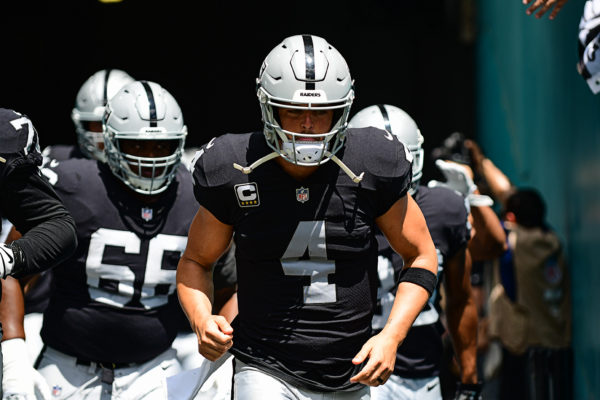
0,167,77,277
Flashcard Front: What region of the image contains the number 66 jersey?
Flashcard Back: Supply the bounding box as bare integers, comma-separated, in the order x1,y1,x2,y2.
40,158,197,364
192,128,412,392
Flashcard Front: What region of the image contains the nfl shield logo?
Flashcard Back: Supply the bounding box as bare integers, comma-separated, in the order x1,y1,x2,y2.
52,385,62,396
296,187,309,203
141,207,153,222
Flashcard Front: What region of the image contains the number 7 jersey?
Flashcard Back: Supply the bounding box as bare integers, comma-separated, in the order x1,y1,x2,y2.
40,159,197,364
191,128,412,392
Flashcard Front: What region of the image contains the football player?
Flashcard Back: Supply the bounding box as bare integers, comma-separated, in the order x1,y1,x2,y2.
0,108,77,399
43,68,135,164
3,69,136,381
29,80,195,399
177,34,438,399
349,105,482,400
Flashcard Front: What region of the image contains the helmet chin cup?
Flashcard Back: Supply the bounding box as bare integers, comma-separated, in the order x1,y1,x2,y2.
282,141,328,164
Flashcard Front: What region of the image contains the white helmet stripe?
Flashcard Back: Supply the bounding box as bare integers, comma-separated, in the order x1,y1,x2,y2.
140,80,158,127
302,34,316,90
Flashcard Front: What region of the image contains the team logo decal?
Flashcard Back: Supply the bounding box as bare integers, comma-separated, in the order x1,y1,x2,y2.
234,183,260,207
141,207,153,222
52,385,62,397
296,187,309,203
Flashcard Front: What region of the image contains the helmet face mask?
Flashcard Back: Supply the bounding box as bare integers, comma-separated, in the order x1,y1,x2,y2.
257,35,354,166
103,81,187,195
71,69,135,162
349,104,424,194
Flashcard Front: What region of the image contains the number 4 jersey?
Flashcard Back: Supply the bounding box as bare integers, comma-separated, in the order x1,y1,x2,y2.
191,128,412,392
40,159,197,364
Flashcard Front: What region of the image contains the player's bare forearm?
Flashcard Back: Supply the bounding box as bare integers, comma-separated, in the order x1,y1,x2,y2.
384,280,431,343
176,206,234,330
176,256,214,333
0,277,25,340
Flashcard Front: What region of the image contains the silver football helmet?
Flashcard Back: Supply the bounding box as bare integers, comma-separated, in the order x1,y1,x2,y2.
71,69,135,162
349,104,424,194
257,34,354,166
103,80,187,195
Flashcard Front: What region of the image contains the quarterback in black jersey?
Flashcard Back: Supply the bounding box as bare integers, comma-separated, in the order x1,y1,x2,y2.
0,108,77,399
177,35,438,399
27,81,196,400
350,105,481,400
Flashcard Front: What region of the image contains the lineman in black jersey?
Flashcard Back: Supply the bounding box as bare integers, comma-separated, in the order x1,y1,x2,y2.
29,81,195,400
350,105,481,400
5,70,137,380
177,35,438,399
0,108,77,399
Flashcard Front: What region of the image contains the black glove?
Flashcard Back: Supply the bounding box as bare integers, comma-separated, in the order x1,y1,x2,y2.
453,382,483,400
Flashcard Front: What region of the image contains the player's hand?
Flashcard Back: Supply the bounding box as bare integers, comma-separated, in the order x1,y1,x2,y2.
0,243,16,279
453,381,483,400
195,314,233,361
349,332,398,387
523,0,569,20
2,338,51,400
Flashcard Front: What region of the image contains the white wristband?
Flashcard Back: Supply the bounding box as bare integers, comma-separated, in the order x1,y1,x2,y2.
2,338,34,398
0,243,15,279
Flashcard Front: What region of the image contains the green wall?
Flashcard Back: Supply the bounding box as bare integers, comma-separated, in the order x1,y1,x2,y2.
477,0,600,397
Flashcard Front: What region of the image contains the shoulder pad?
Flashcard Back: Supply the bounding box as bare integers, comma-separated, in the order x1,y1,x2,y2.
420,185,469,223
46,158,99,193
345,127,412,179
192,133,257,188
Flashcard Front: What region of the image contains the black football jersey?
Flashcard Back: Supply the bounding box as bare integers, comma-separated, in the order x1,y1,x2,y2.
192,128,412,392
373,185,470,378
0,109,42,224
40,159,198,364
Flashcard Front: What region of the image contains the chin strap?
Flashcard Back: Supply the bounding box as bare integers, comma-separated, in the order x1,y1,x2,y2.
233,150,364,184
233,152,280,174
325,151,364,183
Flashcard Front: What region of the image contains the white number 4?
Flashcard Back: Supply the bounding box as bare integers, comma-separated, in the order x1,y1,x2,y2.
281,221,336,304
